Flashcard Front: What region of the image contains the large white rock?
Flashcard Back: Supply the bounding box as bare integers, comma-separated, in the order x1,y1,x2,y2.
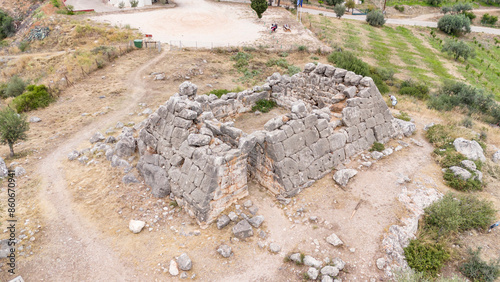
326,233,344,247
0,157,8,178
333,169,357,186
492,150,500,163
453,138,486,162
169,259,179,276
128,220,146,234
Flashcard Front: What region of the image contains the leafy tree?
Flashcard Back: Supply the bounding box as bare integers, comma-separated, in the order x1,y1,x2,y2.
0,9,14,40
251,0,268,18
0,107,29,157
438,14,471,36
366,10,386,27
442,39,475,60
326,0,343,6
452,2,472,14
441,6,452,14
333,4,346,18
346,0,355,12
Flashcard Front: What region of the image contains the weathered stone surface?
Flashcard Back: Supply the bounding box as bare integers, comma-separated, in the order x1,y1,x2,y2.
129,220,145,233
0,157,8,178
333,169,357,186
264,116,285,131
393,118,416,137
332,257,345,270
326,233,343,246
248,215,264,228
177,253,192,271
269,243,281,253
68,150,80,161
307,267,319,280
304,255,322,268
15,166,26,177
461,160,477,171
290,253,302,264
179,81,197,96
29,116,42,123
137,162,170,197
449,166,472,180
321,275,334,282
122,173,140,184
232,220,253,239
453,138,486,162
217,244,232,258
114,134,136,158
90,132,105,143
371,151,383,160
321,265,339,276
169,260,179,276
376,258,385,270
343,86,357,98
492,150,500,163
217,215,231,230
187,134,211,147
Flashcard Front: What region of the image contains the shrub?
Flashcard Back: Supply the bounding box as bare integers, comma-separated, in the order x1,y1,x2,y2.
129,0,139,7
0,9,15,39
346,0,355,12
11,84,54,112
118,1,125,8
463,11,476,20
252,99,277,113
399,79,430,100
231,52,252,61
396,111,411,121
297,45,308,52
333,4,346,18
481,13,498,25
279,52,288,57
328,51,370,76
369,142,385,152
427,0,442,7
366,10,386,27
394,5,405,12
441,39,475,61
206,89,230,98
460,248,500,282
250,0,268,18
51,0,60,8
424,193,496,234
438,14,471,36
326,0,343,6
18,41,29,52
3,76,27,98
441,6,452,14
461,116,473,128
375,67,394,81
443,169,482,191
452,3,473,14
425,124,454,147
404,239,450,277
288,65,301,76
266,58,289,68
0,107,29,157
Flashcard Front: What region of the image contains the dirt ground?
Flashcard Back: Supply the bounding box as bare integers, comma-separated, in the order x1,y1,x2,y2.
91,0,325,49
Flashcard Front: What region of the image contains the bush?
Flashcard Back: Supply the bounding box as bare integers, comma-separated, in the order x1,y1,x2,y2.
404,239,450,277
333,4,346,18
452,2,472,14
328,51,370,76
279,52,289,57
18,41,29,52
346,0,355,12
369,142,385,152
424,193,496,233
266,58,289,68
51,0,60,8
438,14,471,36
252,99,277,113
11,85,54,112
460,248,500,282
118,1,125,8
427,0,442,7
443,169,482,191
366,10,386,27
394,5,405,12
0,107,29,157
463,11,476,20
129,0,139,7
481,13,498,25
297,45,308,52
396,111,411,121
399,79,430,99
251,0,268,18
288,65,301,76
442,39,475,61
206,89,230,98
326,0,343,6
441,6,452,14
461,116,473,128
0,9,14,40
3,76,27,98
375,67,394,81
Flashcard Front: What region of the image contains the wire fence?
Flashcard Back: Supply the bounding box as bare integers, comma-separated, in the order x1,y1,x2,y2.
167,40,330,53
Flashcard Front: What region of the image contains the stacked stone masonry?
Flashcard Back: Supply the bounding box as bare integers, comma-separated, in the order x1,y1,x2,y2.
137,63,403,228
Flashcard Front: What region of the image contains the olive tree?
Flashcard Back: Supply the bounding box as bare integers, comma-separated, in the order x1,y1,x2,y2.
251,0,268,18
438,14,471,36
442,39,475,61
366,10,386,27
0,107,29,157
333,4,346,18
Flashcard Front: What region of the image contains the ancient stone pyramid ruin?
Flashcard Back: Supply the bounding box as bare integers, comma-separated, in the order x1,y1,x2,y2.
137,63,405,228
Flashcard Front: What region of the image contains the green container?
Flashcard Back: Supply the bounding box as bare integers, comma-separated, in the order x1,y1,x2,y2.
134,39,143,48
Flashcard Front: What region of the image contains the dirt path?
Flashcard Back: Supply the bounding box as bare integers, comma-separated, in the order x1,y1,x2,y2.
18,50,168,281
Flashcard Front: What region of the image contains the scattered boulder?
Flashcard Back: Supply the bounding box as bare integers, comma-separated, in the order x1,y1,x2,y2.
115,121,124,129
177,253,192,271
154,73,165,80
307,267,319,280
114,130,136,158
333,169,357,186
77,156,89,164
90,132,105,143
128,220,146,234
243,200,253,208
304,255,322,268
105,136,117,143
290,253,302,264
410,138,424,147
179,81,197,96
449,166,472,181
376,258,385,270
217,215,231,230
169,260,179,276
15,166,26,177
492,150,500,163
321,265,339,276
269,243,281,253
248,206,258,215
29,116,41,123
371,151,383,160
393,118,416,137
232,220,253,239
187,134,211,147
424,122,435,131
217,244,232,258
453,138,486,162
142,108,153,115
326,233,343,247
228,211,238,221
0,157,8,178
461,160,477,171
331,257,345,270
0,240,9,258
321,275,334,282
122,174,140,184
68,150,80,161
248,215,264,228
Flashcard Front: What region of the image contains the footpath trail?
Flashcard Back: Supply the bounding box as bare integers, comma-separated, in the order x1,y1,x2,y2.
301,7,500,35
18,50,168,281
